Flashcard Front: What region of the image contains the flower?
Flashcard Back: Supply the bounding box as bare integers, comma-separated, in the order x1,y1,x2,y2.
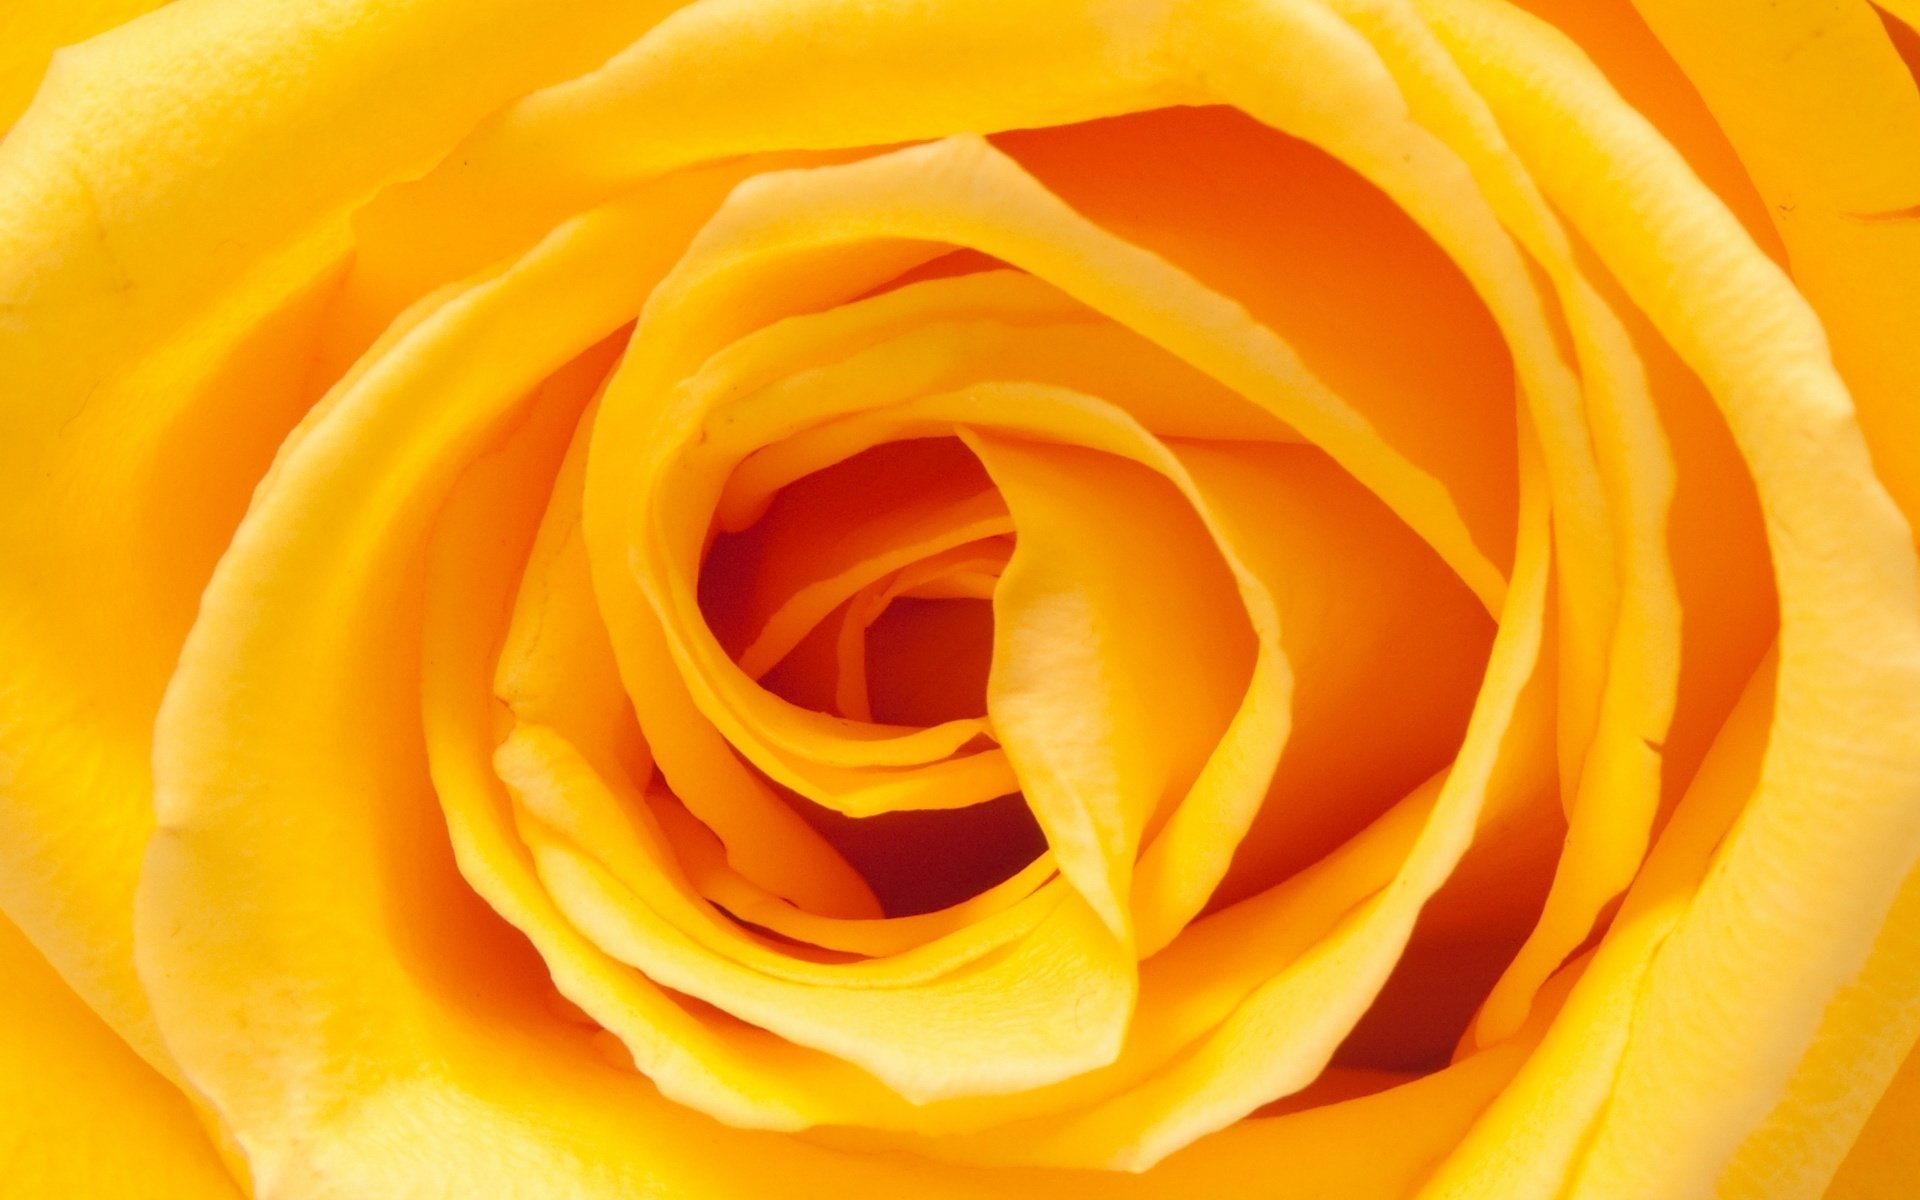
4,0,1920,1196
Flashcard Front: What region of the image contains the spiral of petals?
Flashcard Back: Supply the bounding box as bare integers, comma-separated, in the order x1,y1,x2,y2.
4,1,1920,1197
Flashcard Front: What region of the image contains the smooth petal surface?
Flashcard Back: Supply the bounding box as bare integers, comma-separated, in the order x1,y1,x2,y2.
0,0,687,1070
2,0,1915,1196
0,0,170,130
1826,1036,1920,1200
0,914,241,1198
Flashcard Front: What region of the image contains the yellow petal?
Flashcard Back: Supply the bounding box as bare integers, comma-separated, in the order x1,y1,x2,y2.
1720,857,1920,1198
135,161,880,1151
0,913,241,1199
498,390,883,913
1176,0,1685,1042
523,823,1127,1106
0,0,167,132
831,540,1011,724
1824,1034,1920,1200
1414,4,1920,1196
970,425,1553,1170
968,432,1254,941
1423,646,1775,1199
419,387,967,1135
0,0,683,1072
996,103,1519,575
355,0,1193,306
1625,0,1920,527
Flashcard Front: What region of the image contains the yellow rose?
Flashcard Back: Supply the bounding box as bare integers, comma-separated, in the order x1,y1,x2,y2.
5,0,1920,1196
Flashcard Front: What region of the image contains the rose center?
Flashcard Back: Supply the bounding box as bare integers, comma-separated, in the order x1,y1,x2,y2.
699,434,1042,917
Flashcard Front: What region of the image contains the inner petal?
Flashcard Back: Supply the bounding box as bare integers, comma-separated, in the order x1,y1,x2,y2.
833,539,1010,724
776,789,1048,920
865,596,996,728
971,432,1258,940
699,437,1045,920
996,105,1520,578
700,436,1007,678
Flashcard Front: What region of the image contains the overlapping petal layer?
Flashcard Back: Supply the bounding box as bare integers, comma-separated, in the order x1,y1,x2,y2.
2,0,1918,1197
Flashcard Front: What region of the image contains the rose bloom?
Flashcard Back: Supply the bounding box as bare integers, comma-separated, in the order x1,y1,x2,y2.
4,0,1920,1196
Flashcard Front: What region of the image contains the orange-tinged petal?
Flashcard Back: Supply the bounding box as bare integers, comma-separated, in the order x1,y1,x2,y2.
49,1,1912,1195
1625,0,1920,527
995,104,1520,578
1423,647,1776,1200
1414,4,1920,1197
1174,0,1686,1044
647,782,1054,960
963,426,1553,1170
831,540,1011,724
1176,439,1492,913
0,913,241,1199
1824,1034,1920,1200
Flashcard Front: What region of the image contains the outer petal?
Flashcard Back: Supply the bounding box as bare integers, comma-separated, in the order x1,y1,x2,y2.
133,176,1544,1195
1626,0,1920,528
79,3,1920,1198
0,0,168,131
0,0,685,1068
1413,4,1920,1197
0,914,241,1198
1722,860,1920,1198
1605,10,1920,1188
1420,648,1776,1200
